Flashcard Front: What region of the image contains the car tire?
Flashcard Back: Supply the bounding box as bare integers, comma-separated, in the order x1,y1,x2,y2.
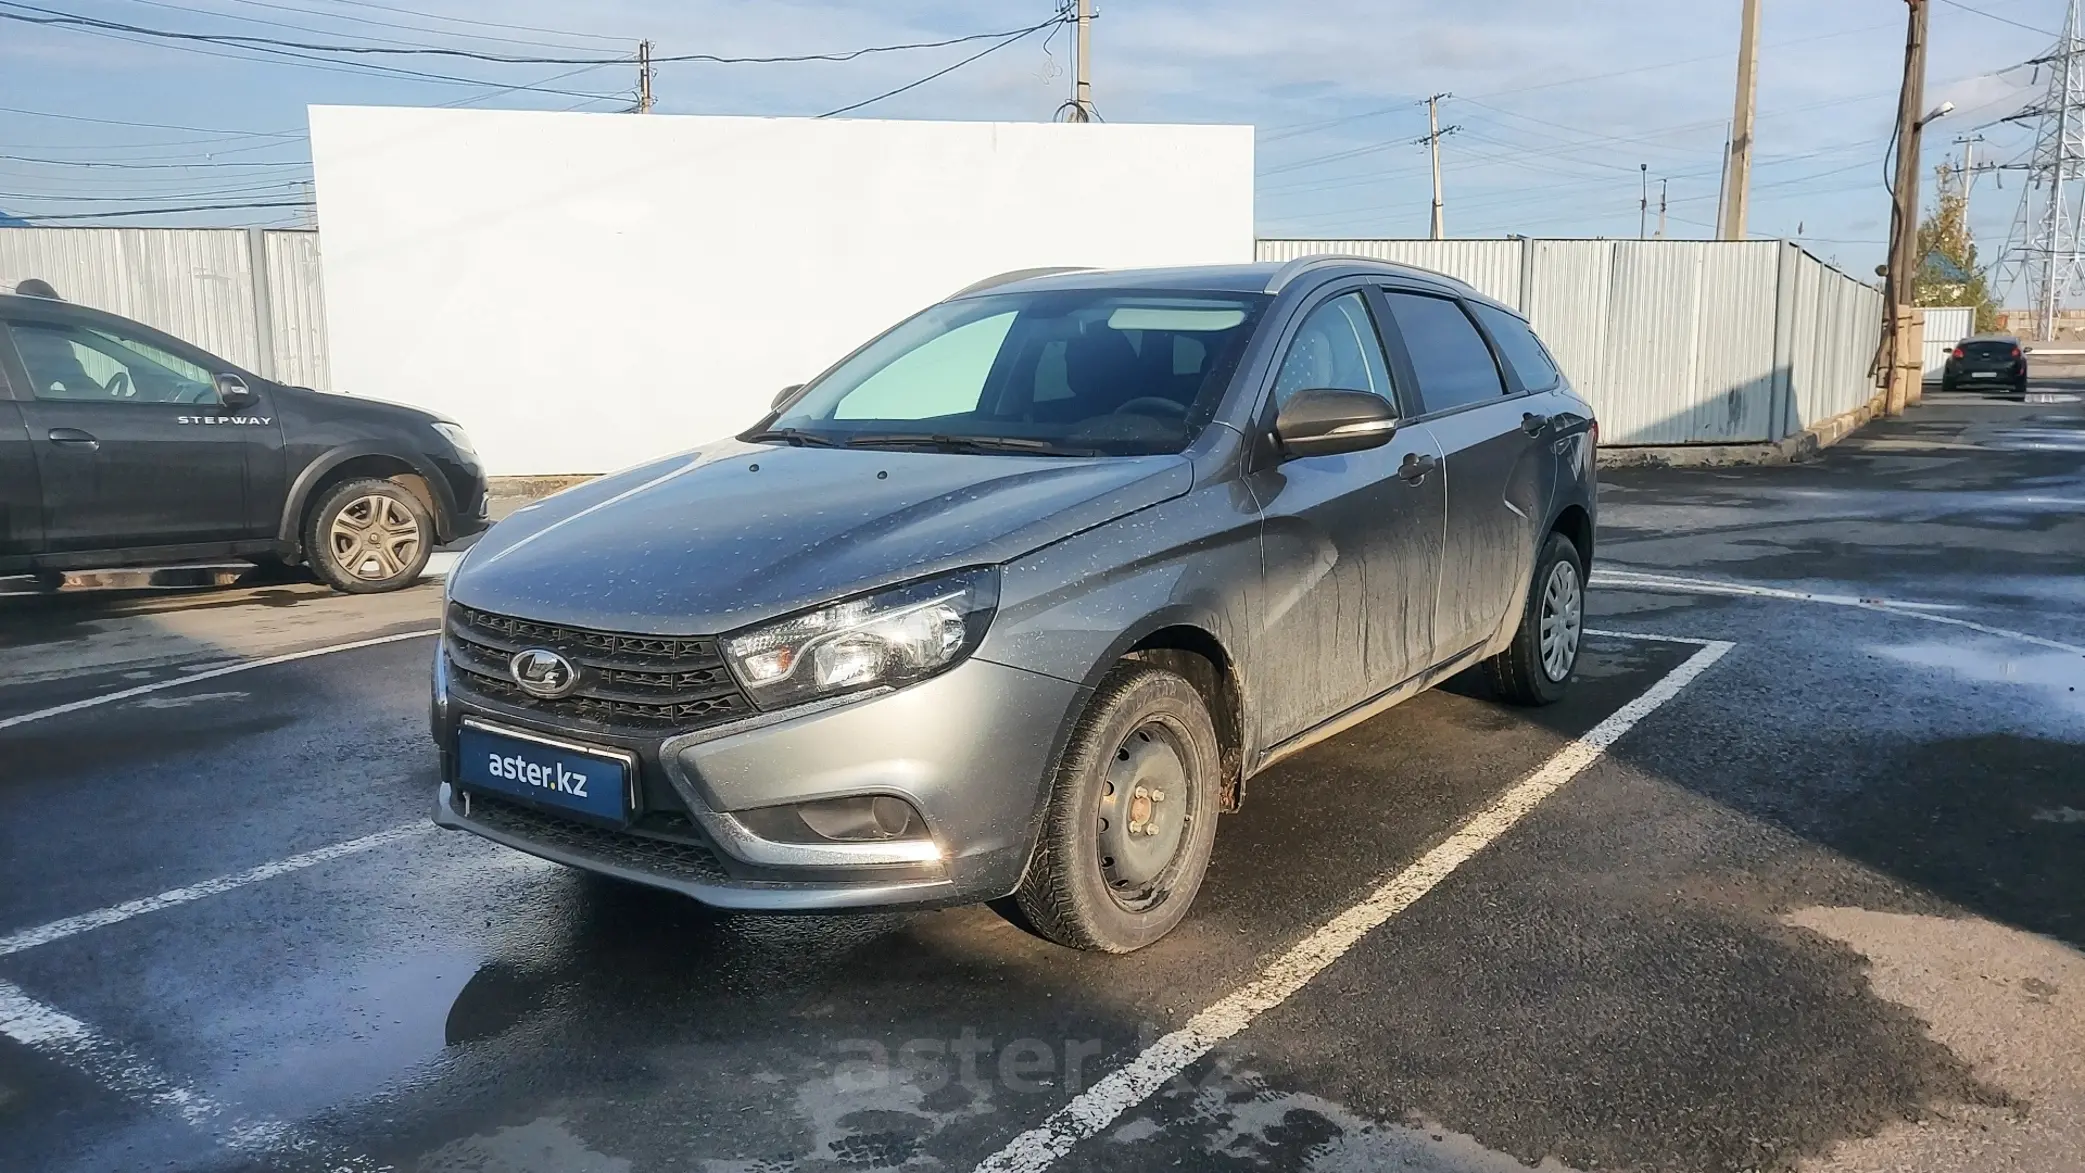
305,477,434,594
1011,663,1223,953
1484,531,1586,707
1941,377,1956,394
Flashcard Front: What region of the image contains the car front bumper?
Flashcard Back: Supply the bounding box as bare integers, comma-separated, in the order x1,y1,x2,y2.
433,652,1084,911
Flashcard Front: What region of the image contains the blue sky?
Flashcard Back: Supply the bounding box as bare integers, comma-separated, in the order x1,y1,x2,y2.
0,0,2066,292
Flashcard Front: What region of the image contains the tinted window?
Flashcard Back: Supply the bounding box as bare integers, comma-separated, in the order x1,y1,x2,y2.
1470,302,1560,392
1962,340,2017,360
1271,292,1395,409
1380,291,1506,414
775,291,1269,456
7,320,215,404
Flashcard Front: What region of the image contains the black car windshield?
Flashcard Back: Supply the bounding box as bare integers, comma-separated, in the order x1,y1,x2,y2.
765,289,1272,456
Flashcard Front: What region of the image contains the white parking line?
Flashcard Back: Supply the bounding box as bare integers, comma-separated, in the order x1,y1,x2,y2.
971,636,1736,1173
1593,567,2085,656
0,629,439,733
0,823,431,959
0,979,380,1171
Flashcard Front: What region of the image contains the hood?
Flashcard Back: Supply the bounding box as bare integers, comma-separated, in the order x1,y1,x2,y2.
451,442,1193,634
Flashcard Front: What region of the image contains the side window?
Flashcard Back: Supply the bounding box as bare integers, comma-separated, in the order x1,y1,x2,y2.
1271,291,1395,409
7,320,215,404
1470,303,1561,392
1379,291,1507,414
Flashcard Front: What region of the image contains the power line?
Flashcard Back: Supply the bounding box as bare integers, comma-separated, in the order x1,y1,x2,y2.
0,103,302,140
208,0,623,52
1935,0,2056,37
818,17,1066,118
0,153,307,168
300,0,631,46
9,199,312,221
0,3,1072,67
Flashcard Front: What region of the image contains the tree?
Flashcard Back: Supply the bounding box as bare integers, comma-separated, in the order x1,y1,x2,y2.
1913,162,1998,332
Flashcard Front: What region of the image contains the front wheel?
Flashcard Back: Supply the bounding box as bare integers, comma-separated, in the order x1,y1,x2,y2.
1011,664,1223,953
1484,531,1586,706
305,477,434,594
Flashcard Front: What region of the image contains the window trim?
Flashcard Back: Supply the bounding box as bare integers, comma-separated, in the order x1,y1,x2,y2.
1251,280,1412,429
1370,283,1531,422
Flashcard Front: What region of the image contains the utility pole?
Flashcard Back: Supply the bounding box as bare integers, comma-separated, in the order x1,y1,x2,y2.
1639,163,1649,240
1657,178,1669,239
1718,0,1763,239
636,40,654,113
1883,0,1932,413
1955,133,1985,234
1071,0,1095,122
1424,93,1454,239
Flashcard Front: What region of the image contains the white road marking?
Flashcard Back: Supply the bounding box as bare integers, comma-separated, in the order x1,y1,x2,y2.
0,823,430,959
0,979,380,1171
1584,627,1720,645
0,629,439,733
1594,567,2085,657
422,550,461,579
971,637,1736,1173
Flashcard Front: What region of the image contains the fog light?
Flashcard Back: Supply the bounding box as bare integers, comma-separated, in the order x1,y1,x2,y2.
737,796,925,844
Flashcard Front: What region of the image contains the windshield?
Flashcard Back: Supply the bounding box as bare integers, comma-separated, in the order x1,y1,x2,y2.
764,289,1272,456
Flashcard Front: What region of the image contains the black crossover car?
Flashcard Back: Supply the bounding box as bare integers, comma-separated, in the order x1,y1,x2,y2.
434,256,1600,952
0,284,488,593
1941,333,2028,394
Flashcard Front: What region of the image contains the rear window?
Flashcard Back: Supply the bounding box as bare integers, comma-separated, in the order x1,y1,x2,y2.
1962,341,2017,359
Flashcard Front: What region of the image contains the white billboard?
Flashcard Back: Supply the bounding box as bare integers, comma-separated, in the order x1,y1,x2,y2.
307,107,1255,476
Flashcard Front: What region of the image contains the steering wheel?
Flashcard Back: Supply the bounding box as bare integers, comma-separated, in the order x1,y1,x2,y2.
1114,397,1189,420
105,370,136,399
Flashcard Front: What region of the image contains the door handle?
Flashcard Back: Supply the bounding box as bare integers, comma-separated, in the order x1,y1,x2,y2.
47,427,99,450
1521,412,1553,437
1397,452,1438,483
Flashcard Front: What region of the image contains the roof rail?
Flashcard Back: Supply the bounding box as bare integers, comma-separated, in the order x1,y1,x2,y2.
1263,252,1478,296
946,266,1096,300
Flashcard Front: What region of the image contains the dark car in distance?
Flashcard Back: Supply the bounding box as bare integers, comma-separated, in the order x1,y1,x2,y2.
1941,333,2029,394
432,256,1599,953
0,284,489,593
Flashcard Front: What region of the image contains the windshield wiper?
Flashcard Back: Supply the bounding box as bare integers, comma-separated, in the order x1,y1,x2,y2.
747,427,844,448
842,433,1102,456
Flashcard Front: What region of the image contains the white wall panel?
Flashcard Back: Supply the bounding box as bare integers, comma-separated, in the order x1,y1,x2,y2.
311,107,1255,475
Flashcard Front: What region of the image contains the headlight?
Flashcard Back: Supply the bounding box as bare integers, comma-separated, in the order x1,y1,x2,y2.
722,568,998,709
431,421,477,457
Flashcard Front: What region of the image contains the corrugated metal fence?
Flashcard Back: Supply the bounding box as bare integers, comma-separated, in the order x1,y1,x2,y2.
2,228,1886,447
0,226,330,390
1920,305,1974,380
1261,238,1888,445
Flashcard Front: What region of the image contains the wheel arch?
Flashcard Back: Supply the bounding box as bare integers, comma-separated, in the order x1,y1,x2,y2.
278,445,457,558
1081,611,1248,812
1550,501,1594,569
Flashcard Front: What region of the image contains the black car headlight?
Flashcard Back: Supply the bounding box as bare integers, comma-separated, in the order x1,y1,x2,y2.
721,568,999,709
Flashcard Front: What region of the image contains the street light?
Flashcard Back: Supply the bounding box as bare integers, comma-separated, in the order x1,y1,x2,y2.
1917,100,1956,130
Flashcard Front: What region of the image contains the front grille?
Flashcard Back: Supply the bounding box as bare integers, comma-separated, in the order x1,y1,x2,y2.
463,792,732,884
446,603,755,732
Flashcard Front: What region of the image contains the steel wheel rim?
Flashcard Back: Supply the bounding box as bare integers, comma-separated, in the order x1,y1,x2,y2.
329,495,421,581
1096,718,1195,913
1539,557,1583,682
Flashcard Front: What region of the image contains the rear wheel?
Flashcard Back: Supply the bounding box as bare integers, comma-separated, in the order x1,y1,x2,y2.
1484,531,1585,706
305,477,433,594
1011,664,1222,953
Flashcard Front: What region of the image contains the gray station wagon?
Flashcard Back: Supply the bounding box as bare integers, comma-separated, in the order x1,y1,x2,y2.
431,256,1598,952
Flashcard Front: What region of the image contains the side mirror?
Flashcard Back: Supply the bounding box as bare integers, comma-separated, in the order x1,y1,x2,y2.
1273,388,1398,460
772,383,804,411
216,373,257,410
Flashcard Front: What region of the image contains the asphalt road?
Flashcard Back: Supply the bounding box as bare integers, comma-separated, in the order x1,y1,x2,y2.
1,387,2079,1173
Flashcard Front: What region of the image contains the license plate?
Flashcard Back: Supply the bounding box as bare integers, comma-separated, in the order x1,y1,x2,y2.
456,720,631,822
1971,371,1999,378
